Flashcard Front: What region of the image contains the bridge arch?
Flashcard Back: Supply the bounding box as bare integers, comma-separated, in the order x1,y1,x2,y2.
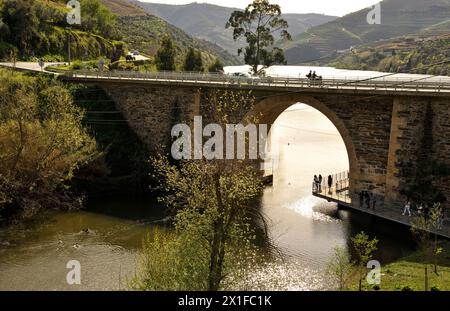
250,93,360,198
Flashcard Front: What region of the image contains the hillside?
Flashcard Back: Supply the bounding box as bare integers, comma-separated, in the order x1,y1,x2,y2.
100,0,147,16
101,0,241,66
131,1,337,55
0,0,239,66
281,0,450,64
0,0,123,61
329,34,450,75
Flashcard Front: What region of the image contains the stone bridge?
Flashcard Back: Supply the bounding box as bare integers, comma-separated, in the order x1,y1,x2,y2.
60,71,450,211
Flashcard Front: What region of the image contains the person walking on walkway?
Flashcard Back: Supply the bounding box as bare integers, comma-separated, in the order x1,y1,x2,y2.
371,194,377,210
424,204,430,220
318,175,323,192
328,175,333,194
403,201,412,217
313,175,319,192
365,192,371,209
359,191,364,208
417,203,424,216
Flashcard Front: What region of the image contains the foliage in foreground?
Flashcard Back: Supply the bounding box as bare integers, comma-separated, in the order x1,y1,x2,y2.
410,203,445,291
347,241,450,291
0,69,97,221
131,90,266,290
326,232,378,291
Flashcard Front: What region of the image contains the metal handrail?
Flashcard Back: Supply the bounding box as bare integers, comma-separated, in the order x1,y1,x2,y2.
63,70,450,94
312,171,449,237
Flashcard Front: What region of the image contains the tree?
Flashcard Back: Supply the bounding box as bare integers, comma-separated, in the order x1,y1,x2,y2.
410,203,444,291
208,58,224,73
79,0,118,39
326,246,355,291
183,47,203,72
0,70,97,221
131,90,265,291
0,11,10,42
351,231,378,291
1,0,41,55
155,36,176,71
226,0,291,75
110,42,125,65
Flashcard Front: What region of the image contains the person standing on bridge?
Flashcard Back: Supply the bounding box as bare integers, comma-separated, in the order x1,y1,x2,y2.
403,201,412,217
318,175,323,192
313,175,319,192
328,175,333,194
365,192,371,209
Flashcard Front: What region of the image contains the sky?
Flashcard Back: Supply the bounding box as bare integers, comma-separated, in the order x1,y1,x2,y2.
140,0,382,17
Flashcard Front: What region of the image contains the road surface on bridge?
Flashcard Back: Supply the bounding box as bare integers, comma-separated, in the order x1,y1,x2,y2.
0,62,66,73
2,62,450,96
60,70,450,97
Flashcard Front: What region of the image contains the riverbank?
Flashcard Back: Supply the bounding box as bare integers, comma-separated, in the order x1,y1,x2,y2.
351,241,450,291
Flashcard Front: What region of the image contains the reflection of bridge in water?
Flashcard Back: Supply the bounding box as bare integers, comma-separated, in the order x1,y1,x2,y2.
313,171,450,238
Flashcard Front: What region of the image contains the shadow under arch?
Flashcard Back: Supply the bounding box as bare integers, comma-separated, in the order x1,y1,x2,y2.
249,93,360,198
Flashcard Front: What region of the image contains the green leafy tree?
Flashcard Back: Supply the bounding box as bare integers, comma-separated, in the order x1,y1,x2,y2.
351,231,378,291
183,47,203,72
0,5,10,42
131,90,265,291
208,58,224,73
155,35,176,71
110,42,125,65
411,203,444,291
0,70,97,221
226,0,291,75
1,0,41,55
79,0,118,39
326,246,355,291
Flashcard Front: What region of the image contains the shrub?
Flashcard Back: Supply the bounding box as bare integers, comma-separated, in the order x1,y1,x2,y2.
400,285,414,291
0,70,97,221
70,60,84,70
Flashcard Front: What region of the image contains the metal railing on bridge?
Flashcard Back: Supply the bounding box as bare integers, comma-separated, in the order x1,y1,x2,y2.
312,171,351,205
312,170,450,238
62,70,450,94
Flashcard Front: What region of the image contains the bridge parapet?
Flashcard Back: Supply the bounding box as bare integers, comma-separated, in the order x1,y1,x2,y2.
60,70,450,97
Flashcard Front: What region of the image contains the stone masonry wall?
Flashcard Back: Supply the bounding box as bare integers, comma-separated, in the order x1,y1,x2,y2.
384,97,428,206
432,99,450,209
101,84,200,152
314,95,394,200
99,83,450,210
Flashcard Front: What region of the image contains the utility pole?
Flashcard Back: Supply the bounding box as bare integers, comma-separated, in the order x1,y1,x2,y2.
66,26,72,65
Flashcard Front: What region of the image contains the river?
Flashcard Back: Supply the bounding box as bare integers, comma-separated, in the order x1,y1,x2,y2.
0,104,416,291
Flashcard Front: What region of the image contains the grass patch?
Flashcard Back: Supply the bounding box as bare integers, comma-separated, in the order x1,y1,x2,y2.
349,241,450,291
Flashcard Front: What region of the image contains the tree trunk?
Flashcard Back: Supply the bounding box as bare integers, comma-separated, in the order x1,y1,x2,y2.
434,234,438,275
208,222,224,291
425,265,428,291
208,174,226,291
